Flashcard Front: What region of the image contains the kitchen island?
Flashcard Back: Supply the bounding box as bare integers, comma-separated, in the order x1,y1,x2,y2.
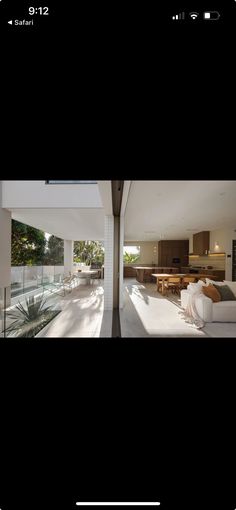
133,266,179,283
181,267,225,281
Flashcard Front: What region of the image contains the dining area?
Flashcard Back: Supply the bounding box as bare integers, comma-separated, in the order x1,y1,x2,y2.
151,272,217,296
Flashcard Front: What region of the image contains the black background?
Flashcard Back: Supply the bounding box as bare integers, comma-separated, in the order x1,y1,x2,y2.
1,336,236,510
1,0,236,32
1,1,235,508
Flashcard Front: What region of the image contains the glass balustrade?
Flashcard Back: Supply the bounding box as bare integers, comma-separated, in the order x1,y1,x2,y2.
11,266,65,298
1,281,62,338
1,265,101,338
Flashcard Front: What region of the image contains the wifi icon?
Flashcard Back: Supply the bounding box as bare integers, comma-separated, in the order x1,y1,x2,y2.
190,12,199,19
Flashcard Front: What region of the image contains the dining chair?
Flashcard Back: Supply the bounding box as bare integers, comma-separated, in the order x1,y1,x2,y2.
157,277,164,293
181,276,196,289
62,274,74,293
164,277,181,295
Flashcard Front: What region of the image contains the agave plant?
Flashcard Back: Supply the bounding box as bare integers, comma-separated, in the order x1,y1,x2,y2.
5,295,57,338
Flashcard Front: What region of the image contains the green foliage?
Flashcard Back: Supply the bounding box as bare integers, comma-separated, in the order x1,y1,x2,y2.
11,220,46,266
44,235,64,265
123,251,139,263
74,241,104,266
5,295,59,338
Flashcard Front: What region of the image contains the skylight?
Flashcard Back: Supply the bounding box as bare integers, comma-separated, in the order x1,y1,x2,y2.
46,181,97,184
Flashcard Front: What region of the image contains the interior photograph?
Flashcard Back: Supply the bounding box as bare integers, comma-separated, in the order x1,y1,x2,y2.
0,179,236,338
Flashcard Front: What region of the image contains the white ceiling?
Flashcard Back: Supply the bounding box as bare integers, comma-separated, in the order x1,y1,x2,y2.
10,208,105,241
124,180,236,241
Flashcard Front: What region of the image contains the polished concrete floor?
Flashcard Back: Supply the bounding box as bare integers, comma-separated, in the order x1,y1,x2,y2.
120,279,236,338
36,278,236,338
36,281,113,338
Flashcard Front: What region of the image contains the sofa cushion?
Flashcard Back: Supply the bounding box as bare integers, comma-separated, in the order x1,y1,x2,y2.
188,280,206,293
213,300,236,309
212,300,236,322
202,284,221,302
223,281,236,297
213,284,236,301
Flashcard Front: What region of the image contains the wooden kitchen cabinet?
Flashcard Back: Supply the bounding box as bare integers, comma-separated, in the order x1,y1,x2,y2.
193,231,210,255
200,269,225,281
124,266,136,278
158,240,189,268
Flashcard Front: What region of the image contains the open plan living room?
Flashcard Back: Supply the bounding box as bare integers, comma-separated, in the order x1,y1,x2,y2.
0,179,236,339
120,180,236,337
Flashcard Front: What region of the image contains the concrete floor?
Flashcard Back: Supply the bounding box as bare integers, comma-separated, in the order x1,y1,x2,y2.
36,281,113,338
120,279,236,338
35,278,236,339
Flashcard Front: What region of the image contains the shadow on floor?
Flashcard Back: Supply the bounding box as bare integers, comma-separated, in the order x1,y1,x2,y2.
121,280,207,338
120,286,152,337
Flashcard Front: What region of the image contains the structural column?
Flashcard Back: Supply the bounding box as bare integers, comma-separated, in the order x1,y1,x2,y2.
64,240,74,276
0,206,12,308
104,215,114,310
119,215,124,309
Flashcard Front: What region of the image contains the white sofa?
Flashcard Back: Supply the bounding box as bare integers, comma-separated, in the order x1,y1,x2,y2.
181,280,236,323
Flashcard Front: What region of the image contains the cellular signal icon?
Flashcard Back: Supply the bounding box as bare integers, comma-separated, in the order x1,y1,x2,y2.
172,12,185,20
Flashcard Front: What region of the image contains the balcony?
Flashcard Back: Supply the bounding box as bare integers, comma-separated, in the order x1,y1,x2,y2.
1,266,112,338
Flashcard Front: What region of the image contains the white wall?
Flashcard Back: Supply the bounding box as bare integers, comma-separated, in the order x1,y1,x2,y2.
124,240,159,265
2,181,102,208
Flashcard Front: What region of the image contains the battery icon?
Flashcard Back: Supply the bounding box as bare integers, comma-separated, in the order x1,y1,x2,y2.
203,11,220,19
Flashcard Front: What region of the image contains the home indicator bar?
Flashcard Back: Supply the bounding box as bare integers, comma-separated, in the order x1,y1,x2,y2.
76,504,161,507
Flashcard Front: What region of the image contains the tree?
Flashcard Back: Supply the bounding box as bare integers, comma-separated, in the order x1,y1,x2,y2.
11,220,46,266
44,235,64,265
74,241,104,265
123,251,139,264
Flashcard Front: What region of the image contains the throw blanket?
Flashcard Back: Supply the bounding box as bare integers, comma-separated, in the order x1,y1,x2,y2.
179,283,206,329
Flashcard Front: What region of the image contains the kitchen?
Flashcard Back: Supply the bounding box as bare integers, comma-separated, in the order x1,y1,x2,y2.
182,230,226,281
124,231,226,282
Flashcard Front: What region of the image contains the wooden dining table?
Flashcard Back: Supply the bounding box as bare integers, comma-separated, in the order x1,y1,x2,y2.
151,273,217,295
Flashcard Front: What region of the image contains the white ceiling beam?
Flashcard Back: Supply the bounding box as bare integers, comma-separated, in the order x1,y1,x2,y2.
97,181,113,215
120,181,131,217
